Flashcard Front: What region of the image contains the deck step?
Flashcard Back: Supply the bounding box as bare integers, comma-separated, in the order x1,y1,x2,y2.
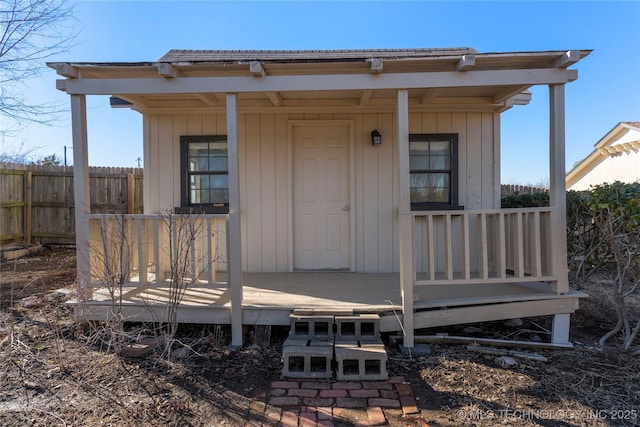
282,312,388,381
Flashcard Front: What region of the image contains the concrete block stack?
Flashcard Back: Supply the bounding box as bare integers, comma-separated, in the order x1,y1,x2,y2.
282,311,388,381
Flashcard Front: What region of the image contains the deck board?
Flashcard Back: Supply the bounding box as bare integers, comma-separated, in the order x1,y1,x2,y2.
77,272,586,328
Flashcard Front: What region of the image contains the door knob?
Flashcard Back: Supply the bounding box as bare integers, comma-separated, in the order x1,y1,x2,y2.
342,205,350,211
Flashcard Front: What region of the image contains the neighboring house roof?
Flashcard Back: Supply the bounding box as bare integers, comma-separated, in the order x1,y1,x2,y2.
566,122,640,190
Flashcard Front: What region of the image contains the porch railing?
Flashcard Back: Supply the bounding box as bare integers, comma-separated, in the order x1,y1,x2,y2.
412,207,554,285
87,214,228,288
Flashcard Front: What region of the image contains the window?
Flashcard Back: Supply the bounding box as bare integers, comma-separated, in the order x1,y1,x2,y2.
409,133,460,210
179,135,228,213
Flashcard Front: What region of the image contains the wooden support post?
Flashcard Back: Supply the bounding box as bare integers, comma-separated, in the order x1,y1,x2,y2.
71,94,92,302
397,89,414,348
142,115,152,214
23,170,32,244
127,173,135,214
549,84,569,294
226,93,244,347
551,313,571,345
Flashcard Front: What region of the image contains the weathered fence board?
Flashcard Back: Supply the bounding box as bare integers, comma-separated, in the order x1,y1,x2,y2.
0,163,143,245
500,184,549,196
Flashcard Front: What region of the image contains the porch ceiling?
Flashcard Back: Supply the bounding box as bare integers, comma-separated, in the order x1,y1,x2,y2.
48,48,591,113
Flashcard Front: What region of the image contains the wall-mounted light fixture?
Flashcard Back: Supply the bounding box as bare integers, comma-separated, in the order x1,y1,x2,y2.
371,129,382,146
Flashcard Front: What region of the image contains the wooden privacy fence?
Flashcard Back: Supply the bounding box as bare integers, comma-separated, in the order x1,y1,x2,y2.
500,184,549,196
0,163,143,245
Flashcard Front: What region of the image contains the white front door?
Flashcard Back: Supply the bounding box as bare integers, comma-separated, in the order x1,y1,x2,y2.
293,124,350,270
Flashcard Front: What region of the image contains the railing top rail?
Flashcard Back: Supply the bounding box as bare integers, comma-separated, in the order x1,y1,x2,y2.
88,213,230,220
411,206,552,217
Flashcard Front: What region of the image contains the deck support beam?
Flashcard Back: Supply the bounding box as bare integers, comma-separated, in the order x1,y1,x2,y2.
549,84,569,295
71,94,91,303
226,93,244,347
397,89,414,348
57,68,579,95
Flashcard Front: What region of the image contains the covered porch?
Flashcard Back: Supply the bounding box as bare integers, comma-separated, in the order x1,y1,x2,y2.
78,206,583,342
51,48,591,347
77,271,583,337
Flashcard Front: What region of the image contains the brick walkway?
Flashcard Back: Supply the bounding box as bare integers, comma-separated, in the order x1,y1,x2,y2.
245,376,428,426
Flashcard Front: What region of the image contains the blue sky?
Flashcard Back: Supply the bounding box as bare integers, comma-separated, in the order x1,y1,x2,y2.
9,0,640,184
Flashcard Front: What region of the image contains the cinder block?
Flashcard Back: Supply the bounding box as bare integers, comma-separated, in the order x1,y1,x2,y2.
335,341,388,381
282,340,333,379
334,314,380,342
289,314,334,341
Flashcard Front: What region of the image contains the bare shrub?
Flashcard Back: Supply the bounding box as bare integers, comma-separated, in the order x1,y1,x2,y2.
584,182,640,349
87,214,132,353
158,212,215,360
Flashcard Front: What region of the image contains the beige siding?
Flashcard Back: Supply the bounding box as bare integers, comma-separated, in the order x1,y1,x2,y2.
144,112,499,273
570,152,640,191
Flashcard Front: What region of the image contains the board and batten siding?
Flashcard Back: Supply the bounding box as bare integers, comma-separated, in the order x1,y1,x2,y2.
569,149,640,192
143,112,498,273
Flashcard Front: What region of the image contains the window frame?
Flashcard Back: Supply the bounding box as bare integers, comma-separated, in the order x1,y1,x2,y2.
408,133,462,211
178,135,229,214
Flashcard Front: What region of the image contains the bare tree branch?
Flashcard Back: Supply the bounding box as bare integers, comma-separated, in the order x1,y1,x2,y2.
0,0,76,124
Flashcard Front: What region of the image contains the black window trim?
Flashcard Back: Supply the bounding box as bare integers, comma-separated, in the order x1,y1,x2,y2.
409,133,463,211
178,135,229,214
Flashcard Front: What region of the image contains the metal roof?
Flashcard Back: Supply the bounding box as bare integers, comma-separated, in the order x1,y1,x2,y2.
158,48,478,63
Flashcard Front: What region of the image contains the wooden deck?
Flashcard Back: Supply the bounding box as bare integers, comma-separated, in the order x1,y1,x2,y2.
75,273,586,333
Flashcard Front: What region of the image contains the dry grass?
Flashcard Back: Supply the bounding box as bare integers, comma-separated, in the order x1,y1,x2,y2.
1,249,639,426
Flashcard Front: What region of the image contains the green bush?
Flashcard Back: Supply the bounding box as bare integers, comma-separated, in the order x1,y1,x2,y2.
501,192,549,208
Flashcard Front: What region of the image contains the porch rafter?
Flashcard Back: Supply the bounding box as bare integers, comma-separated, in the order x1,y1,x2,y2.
248,60,282,106
56,68,578,95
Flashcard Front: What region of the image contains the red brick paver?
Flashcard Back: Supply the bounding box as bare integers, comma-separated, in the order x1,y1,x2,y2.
281,410,299,427
319,389,348,398
265,376,423,425
335,397,368,408
367,406,387,426
349,388,380,398
299,410,317,427
272,380,300,389
289,388,318,398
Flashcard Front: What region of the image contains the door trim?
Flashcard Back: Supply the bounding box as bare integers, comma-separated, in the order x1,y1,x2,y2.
287,120,355,272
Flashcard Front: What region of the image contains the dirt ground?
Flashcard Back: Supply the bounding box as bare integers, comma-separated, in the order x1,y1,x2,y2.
1,248,639,426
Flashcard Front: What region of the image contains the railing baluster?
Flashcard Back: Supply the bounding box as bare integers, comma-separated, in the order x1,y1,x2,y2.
136,218,146,285
153,217,161,285
533,211,542,277
427,215,435,281
479,213,488,280
462,213,470,280
207,218,214,284
101,217,109,283
445,214,453,280
122,216,130,283
497,212,506,279
515,212,524,278
190,217,196,284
